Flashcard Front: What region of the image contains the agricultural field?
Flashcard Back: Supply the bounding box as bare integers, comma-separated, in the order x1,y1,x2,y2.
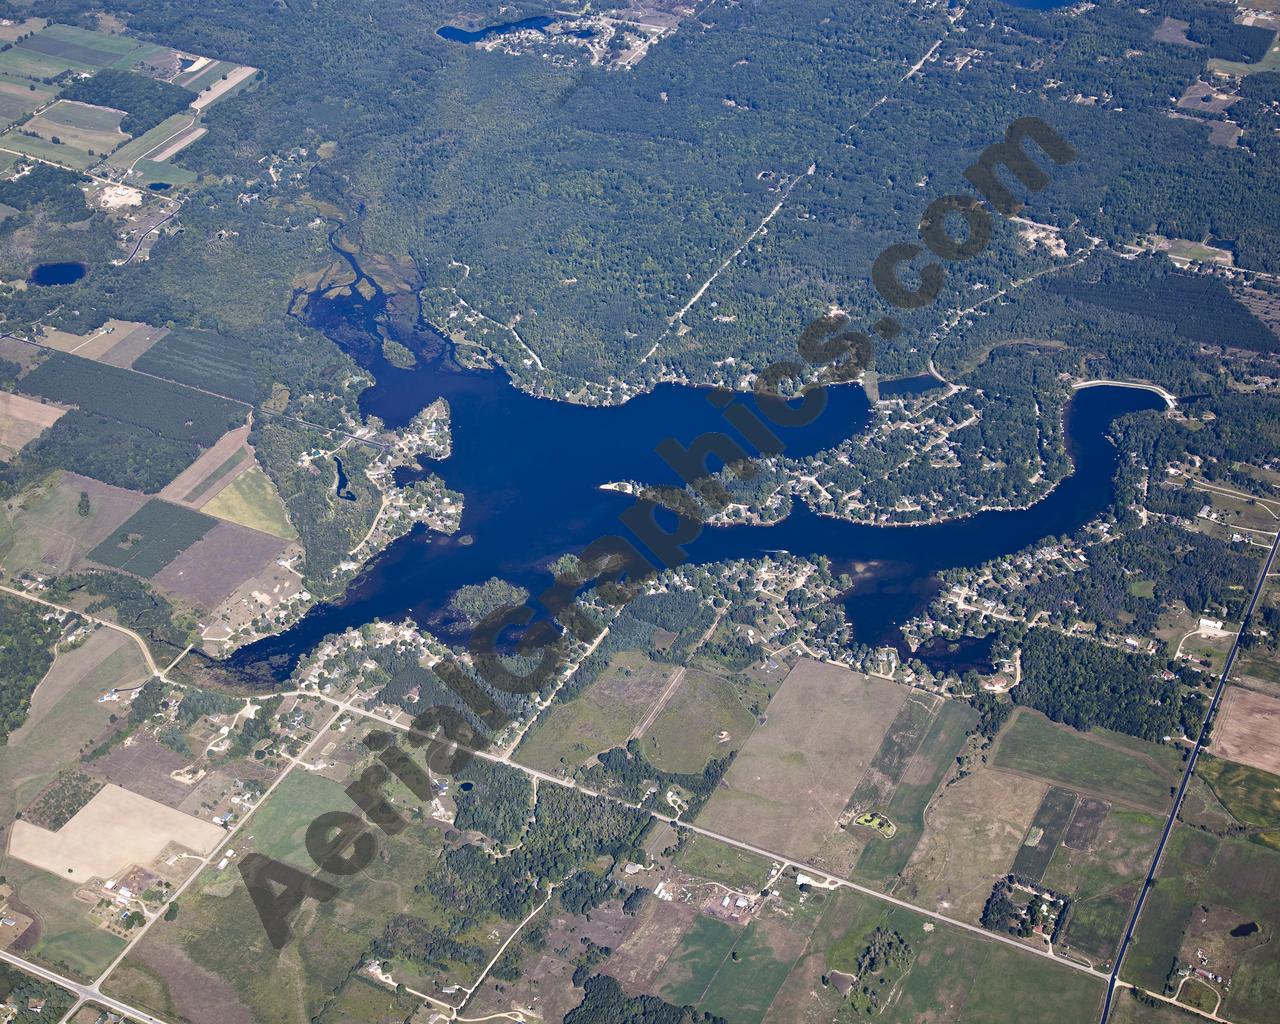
1011,786,1079,881
100,768,507,1024
515,650,680,773
0,391,65,458
87,498,217,578
157,427,251,507
150,519,288,611
899,763,1048,923
638,665,757,774
198,465,296,541
132,327,270,404
3,100,127,170
993,708,1182,813
1196,755,1280,849
0,73,55,125
610,874,1105,1024
1124,826,1280,1024
1,24,159,78
36,321,165,368
696,660,912,875
0,471,148,576
1209,686,1280,776
851,698,976,886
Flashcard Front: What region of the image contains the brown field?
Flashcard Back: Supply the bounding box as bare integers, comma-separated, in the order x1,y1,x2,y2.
37,321,164,367
1,472,148,576
158,426,250,507
603,895,702,993
92,734,200,809
9,783,224,883
1210,686,1280,775
0,391,65,457
696,660,909,874
151,520,287,611
898,765,1048,922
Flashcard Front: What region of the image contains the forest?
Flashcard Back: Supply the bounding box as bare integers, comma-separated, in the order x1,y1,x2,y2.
60,68,194,136
0,594,60,741
1014,628,1181,741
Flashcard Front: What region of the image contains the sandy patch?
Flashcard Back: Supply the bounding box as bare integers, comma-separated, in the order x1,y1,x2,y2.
8,783,224,883
191,65,257,111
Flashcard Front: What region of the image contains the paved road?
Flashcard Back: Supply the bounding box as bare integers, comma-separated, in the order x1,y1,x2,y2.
0,948,167,1024
1099,529,1280,1023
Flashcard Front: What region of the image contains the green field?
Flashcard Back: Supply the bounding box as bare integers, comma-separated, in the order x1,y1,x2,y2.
699,918,797,1024
515,651,677,772
182,447,247,504
1045,809,1164,966
641,666,756,774
19,352,246,448
107,113,191,168
101,771,469,1024
88,499,217,576
201,465,296,540
853,700,976,884
657,914,741,1007
675,833,773,893
129,157,197,187
2,860,127,980
994,709,1181,813
1011,786,1078,880
1197,755,1280,833
0,131,98,170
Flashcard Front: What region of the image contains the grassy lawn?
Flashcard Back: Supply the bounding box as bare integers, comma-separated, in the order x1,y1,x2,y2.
994,709,1181,813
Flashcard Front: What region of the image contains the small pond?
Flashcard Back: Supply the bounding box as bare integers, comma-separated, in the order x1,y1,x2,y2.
29,261,87,286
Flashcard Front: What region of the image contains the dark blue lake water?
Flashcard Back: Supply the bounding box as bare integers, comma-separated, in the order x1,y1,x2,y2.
224,252,1163,684
29,261,86,286
437,16,555,44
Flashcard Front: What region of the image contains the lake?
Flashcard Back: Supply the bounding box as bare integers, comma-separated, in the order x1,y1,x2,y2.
29,261,86,286
437,16,555,44
221,257,1165,685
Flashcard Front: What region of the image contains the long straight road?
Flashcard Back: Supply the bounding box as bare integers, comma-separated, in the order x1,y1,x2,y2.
1099,529,1280,1023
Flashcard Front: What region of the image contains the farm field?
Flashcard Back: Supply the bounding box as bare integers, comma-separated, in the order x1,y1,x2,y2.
157,426,250,507
639,665,756,773
1011,786,1078,881
0,391,65,458
0,72,54,124
105,113,192,169
199,465,296,541
515,650,679,772
898,763,1047,922
37,320,165,367
101,769,501,1024
852,698,976,886
0,471,148,576
87,498,217,577
2,100,128,169
0,859,126,980
0,627,145,827
759,883,1104,1024
1209,686,1280,776
1044,808,1164,968
1124,826,1280,1024
151,519,288,610
1196,755,1280,848
993,708,1181,813
696,660,910,875
9,784,224,884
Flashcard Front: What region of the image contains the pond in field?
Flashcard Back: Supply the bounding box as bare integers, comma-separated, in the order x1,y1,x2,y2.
29,261,86,286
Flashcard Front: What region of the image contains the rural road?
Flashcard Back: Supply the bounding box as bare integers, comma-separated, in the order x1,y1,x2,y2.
0,948,168,1024
1099,528,1280,1023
